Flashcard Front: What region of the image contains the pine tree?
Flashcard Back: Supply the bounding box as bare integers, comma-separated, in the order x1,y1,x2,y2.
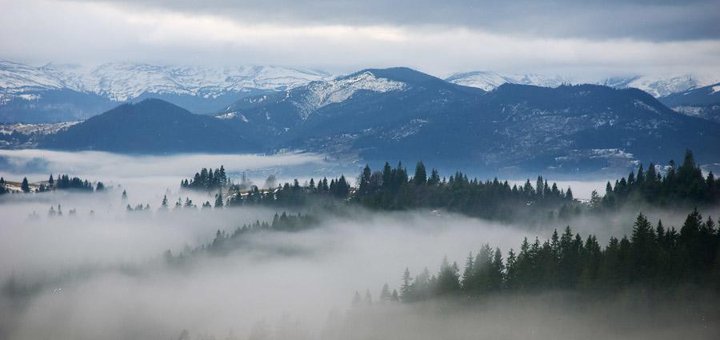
214,191,224,208
462,252,474,290
359,165,372,195
21,177,30,193
436,257,460,295
428,169,440,186
413,161,427,185
380,283,392,302
161,195,169,209
400,268,412,301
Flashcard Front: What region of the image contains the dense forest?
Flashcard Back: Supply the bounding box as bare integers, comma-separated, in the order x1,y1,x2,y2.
212,150,718,222
395,209,719,302
0,174,102,194
180,166,228,191
225,175,352,207
164,212,317,263
213,162,575,222
599,150,720,208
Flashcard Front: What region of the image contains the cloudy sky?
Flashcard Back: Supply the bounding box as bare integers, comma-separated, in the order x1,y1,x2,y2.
1,0,719,78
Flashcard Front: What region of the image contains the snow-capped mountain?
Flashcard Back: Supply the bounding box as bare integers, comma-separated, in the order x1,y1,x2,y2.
446,71,569,91
1,60,330,100
446,71,720,99
0,59,331,122
601,74,720,98
291,71,407,119
216,67,479,140
211,68,720,172
659,82,720,123
22,67,720,173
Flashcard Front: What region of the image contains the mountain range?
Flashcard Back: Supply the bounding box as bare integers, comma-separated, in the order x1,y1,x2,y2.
0,60,330,122
659,82,720,124
3,59,720,125
445,72,720,98
36,67,720,173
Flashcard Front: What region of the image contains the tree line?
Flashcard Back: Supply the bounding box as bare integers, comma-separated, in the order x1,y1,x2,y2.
597,150,720,209
0,174,103,194
211,149,718,222
225,176,352,207
354,161,576,220
180,166,228,191
395,209,719,302
163,212,317,264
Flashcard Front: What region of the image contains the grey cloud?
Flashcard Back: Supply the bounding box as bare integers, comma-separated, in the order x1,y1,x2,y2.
80,0,720,41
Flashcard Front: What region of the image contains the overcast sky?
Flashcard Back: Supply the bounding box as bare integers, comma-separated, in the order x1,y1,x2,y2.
1,0,719,78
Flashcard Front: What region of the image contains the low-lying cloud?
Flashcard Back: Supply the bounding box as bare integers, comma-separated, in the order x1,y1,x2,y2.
1,151,717,339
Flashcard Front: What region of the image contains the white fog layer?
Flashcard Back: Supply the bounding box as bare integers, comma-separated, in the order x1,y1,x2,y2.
0,151,718,340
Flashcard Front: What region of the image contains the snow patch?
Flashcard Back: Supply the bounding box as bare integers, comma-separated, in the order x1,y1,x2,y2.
18,94,40,101
0,60,332,102
294,71,406,119
0,121,80,135
446,71,569,91
215,112,237,120
633,100,659,114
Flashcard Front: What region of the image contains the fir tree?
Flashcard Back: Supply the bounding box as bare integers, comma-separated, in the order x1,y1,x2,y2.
20,177,30,193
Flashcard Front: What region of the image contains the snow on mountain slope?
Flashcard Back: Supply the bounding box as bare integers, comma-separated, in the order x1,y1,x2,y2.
0,121,79,135
0,60,332,101
448,71,720,98
602,74,720,97
0,60,69,92
446,71,569,91
445,71,509,91
294,71,407,119
659,82,720,123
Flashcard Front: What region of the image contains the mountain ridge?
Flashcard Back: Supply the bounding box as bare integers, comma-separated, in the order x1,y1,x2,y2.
39,99,258,153
0,59,332,122
9,66,720,173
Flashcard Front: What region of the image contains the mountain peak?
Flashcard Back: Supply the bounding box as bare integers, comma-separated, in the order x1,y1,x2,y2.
446,71,569,91
346,67,444,85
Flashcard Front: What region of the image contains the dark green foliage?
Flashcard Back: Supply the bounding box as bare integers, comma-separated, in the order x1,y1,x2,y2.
20,177,30,193
399,210,720,302
54,174,94,191
0,177,7,195
601,150,720,208
181,165,228,191
354,163,575,221
413,162,427,185
214,191,224,208
176,213,318,257
220,162,574,222
225,175,351,207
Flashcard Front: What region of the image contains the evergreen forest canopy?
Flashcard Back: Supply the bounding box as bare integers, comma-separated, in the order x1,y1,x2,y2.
392,209,720,302
180,166,228,191
600,150,720,208
180,150,719,222
0,174,103,194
